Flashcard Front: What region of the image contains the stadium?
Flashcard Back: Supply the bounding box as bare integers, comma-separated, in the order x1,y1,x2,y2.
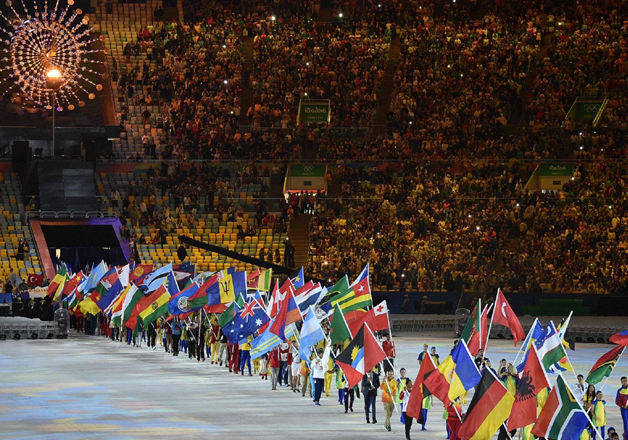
0,0,628,439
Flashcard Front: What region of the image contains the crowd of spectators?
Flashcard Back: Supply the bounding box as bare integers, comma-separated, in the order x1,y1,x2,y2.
308,160,628,295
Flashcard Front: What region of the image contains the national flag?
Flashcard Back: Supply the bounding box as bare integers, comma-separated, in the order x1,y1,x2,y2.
47,263,67,296
217,301,237,328
460,299,480,344
67,291,79,310
406,348,437,419
447,339,482,402
93,268,123,312
468,302,489,356
250,309,285,359
141,263,173,291
256,269,272,292
111,286,130,326
293,280,315,299
224,293,270,343
610,330,628,347
283,290,302,326
121,284,143,326
531,375,589,440
266,278,295,319
516,318,545,372
491,289,524,345
130,282,170,329
508,345,551,430
334,324,387,389
299,305,326,361
27,273,44,287
247,269,261,289
319,275,350,305
535,321,568,372
129,263,153,283
117,264,130,287
585,345,625,385
61,271,84,299
296,282,324,313
290,267,305,288
206,270,245,306
458,370,515,440
347,300,390,335
332,265,373,314
329,303,352,346
168,282,201,315
80,261,107,294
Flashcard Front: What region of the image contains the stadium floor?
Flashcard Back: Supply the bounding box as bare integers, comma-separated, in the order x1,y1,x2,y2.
1,331,627,439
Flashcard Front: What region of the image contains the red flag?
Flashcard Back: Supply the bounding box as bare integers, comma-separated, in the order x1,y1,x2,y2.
423,363,453,405
492,289,525,346
468,305,489,355
406,348,437,418
293,280,315,299
609,331,628,347
27,273,44,287
247,269,260,289
61,271,84,298
347,300,390,335
129,264,153,283
508,345,550,430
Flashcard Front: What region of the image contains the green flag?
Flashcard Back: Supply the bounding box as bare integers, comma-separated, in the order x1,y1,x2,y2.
319,275,350,305
329,303,352,345
218,302,236,328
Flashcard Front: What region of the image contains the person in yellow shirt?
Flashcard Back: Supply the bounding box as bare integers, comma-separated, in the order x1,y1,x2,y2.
380,369,398,432
240,336,252,376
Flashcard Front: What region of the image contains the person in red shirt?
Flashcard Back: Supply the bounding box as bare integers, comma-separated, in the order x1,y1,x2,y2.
268,347,280,390
446,400,464,440
382,333,396,372
228,342,240,374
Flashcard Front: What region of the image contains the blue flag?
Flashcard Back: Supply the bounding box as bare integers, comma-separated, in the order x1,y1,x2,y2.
299,305,325,361
290,267,304,289
224,292,270,343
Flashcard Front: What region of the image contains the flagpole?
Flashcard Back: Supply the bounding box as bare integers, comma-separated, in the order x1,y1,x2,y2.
379,361,400,414
598,346,625,393
482,303,494,355
484,289,500,355
512,318,538,366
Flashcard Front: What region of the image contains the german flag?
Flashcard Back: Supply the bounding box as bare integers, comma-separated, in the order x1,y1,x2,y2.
586,345,625,385
458,370,514,440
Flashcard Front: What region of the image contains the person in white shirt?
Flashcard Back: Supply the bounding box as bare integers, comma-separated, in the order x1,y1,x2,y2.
291,343,301,393
574,374,588,403
401,379,414,440
311,348,325,405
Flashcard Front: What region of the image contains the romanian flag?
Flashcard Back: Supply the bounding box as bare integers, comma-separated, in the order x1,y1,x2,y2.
131,283,170,329
531,375,589,440
458,370,515,440
335,324,387,389
586,345,625,385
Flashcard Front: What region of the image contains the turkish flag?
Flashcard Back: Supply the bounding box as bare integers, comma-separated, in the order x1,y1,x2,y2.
406,351,437,418
347,300,390,335
492,289,525,345
508,345,550,430
27,273,44,287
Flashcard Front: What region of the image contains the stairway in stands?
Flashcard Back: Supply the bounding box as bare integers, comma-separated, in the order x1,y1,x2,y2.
287,214,311,270
239,36,255,127
371,36,401,137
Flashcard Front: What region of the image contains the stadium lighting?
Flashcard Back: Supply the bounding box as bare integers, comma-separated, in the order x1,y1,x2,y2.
338,12,343,18
271,15,276,21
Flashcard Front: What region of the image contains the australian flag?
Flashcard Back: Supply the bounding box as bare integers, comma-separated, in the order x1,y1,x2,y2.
224,291,270,343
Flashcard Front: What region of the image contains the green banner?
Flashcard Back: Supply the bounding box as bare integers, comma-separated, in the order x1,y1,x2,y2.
297,100,330,124
575,101,602,121
289,164,326,177
539,164,575,177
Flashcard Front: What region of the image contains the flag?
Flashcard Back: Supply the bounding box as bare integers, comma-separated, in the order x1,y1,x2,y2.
257,269,272,292
406,348,437,419
508,345,551,430
117,264,130,287
81,262,106,294
296,283,324,313
284,291,303,326
299,305,326,361
610,330,628,347
447,339,482,402
224,293,270,343
347,300,390,335
141,263,172,290
47,264,67,296
531,375,589,440
536,321,568,372
27,273,44,287
468,303,489,356
516,318,544,372
319,275,350,305
458,370,515,440
93,268,123,312
250,311,284,359
121,284,143,326
173,262,196,286
206,270,245,306
423,354,455,405
217,301,237,328
586,345,625,385
67,291,79,310
333,265,373,314
129,263,153,283
334,324,387,389
61,271,84,299
51,266,70,301
290,267,304,288
130,282,170,329
168,282,201,315
491,289,524,345
247,269,261,290
329,303,352,346
293,280,315,299
111,286,130,326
